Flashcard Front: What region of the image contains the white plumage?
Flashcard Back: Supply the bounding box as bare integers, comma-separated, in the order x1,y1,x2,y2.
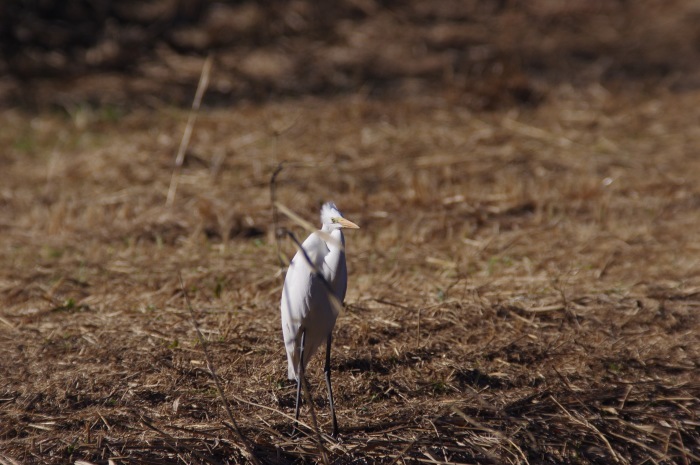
280,202,359,437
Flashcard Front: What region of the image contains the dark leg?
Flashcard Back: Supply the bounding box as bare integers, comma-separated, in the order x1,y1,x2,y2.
293,329,305,434
324,335,339,438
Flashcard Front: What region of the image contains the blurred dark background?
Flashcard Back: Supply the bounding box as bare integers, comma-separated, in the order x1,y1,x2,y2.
1,0,699,109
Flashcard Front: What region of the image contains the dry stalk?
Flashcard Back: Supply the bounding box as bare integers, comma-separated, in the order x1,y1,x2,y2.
225,391,325,441
166,54,213,207
550,395,626,464
270,163,286,268
0,315,17,332
300,377,331,465
178,273,262,465
0,454,22,465
604,428,668,462
386,439,417,465
140,417,221,465
666,432,700,463
275,202,342,249
450,406,528,465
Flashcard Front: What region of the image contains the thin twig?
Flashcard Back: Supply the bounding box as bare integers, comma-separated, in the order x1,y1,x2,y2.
300,377,331,465
166,54,213,207
0,315,17,332
141,417,222,465
604,428,668,461
550,395,626,464
275,202,341,249
671,427,699,464
0,454,22,465
450,406,528,465
226,391,324,440
284,230,344,317
270,162,286,268
386,438,418,465
178,273,262,465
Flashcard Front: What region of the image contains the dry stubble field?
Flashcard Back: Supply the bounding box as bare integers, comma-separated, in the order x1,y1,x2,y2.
1,83,700,464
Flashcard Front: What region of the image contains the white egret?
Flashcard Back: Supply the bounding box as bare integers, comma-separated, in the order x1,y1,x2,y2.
280,202,359,438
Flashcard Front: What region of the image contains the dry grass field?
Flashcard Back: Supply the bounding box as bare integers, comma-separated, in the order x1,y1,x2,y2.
2,2,700,465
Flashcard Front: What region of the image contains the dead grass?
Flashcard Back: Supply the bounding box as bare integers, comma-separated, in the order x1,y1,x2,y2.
1,83,699,464
3,0,700,109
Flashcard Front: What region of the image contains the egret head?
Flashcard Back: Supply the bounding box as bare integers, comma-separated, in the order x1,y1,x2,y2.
321,202,360,230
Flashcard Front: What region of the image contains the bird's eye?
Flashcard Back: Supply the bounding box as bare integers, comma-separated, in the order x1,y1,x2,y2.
331,218,339,223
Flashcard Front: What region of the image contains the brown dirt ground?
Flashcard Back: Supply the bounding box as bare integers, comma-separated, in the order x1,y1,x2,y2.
1,3,700,465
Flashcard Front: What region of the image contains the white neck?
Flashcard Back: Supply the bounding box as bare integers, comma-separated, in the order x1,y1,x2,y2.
321,228,346,300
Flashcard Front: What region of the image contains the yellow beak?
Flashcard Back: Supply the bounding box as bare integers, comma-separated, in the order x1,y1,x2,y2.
337,217,360,229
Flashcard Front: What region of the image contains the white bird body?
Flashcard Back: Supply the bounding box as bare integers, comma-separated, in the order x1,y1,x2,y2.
280,202,358,437
281,228,345,380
